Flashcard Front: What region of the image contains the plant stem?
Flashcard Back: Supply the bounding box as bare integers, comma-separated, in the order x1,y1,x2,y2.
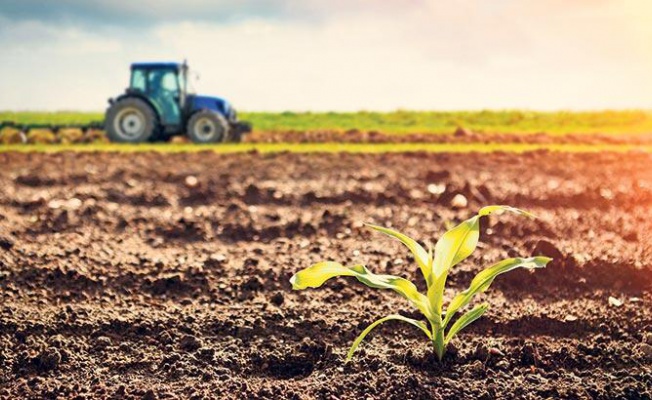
433,326,445,361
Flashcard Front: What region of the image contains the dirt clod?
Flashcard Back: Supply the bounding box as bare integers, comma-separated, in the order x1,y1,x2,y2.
454,127,473,137
532,239,564,260
270,292,285,306
37,348,61,371
179,335,202,351
0,234,15,250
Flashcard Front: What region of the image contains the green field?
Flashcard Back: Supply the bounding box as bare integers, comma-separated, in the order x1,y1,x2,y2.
0,142,649,154
2,110,652,135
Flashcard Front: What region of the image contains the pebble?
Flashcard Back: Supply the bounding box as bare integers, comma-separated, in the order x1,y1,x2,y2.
450,194,468,209
95,336,112,348
427,183,446,195
47,198,82,210
608,296,623,307
489,347,505,357
184,175,199,188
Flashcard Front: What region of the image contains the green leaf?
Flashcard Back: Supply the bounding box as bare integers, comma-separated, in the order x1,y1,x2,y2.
431,215,480,279
443,256,551,327
346,314,432,362
366,224,431,282
290,261,434,320
429,205,535,319
479,205,536,218
432,205,533,280
444,303,488,344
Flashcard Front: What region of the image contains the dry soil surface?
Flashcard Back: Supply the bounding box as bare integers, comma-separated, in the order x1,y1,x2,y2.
0,151,651,399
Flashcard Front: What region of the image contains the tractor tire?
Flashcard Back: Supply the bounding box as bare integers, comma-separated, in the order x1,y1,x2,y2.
187,111,228,144
105,97,157,143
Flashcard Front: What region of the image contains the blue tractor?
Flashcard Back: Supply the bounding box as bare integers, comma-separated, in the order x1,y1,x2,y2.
105,61,251,143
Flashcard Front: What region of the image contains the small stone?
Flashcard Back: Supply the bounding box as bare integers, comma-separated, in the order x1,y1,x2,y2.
427,183,446,195
565,315,578,322
489,347,504,357
184,175,199,188
66,198,82,210
409,189,424,199
608,296,623,307
450,194,468,209
95,336,112,348
47,199,62,209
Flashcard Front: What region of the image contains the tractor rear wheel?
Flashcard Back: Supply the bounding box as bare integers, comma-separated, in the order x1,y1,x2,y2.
187,111,228,144
105,98,157,143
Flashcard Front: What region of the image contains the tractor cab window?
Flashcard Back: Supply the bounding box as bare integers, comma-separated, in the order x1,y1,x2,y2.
147,69,181,125
148,70,179,95
130,69,147,92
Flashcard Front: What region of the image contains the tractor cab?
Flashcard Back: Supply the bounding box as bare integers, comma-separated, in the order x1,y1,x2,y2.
104,61,251,143
128,62,187,127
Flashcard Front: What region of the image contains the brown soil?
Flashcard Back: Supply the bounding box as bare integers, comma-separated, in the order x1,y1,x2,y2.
0,151,651,399
244,130,652,145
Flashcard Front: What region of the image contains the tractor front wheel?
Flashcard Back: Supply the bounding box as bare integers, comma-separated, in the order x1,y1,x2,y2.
105,98,157,143
187,111,228,144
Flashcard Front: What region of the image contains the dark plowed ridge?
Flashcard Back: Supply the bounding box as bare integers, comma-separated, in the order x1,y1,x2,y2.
0,151,651,399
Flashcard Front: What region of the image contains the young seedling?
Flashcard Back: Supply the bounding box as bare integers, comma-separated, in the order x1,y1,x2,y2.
290,205,551,361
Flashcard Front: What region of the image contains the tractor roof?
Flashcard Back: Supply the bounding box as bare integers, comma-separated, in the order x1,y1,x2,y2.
131,62,181,70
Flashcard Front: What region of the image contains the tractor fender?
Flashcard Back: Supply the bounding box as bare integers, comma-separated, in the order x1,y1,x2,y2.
188,95,232,120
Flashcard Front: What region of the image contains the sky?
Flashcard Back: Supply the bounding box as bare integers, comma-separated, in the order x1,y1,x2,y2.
0,0,651,112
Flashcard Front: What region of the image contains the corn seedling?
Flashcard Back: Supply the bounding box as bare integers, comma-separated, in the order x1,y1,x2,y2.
290,205,551,361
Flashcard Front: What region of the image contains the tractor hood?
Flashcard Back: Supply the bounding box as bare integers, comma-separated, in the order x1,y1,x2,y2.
188,95,235,120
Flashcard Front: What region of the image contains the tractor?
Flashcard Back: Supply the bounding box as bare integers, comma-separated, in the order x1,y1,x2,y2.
104,61,251,143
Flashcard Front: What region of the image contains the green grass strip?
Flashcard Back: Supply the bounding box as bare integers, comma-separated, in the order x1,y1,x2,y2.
3,110,652,135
